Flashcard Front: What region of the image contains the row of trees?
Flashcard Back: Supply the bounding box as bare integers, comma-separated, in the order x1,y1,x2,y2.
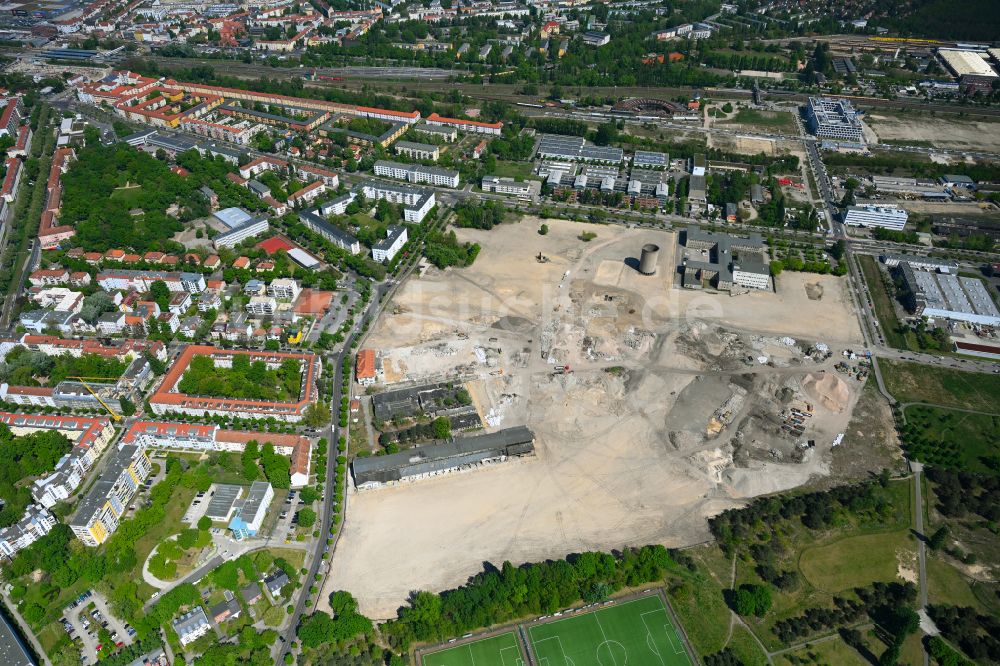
709,476,896,555
383,545,678,647
772,581,917,647
927,605,1000,664
454,200,508,230
0,347,127,388
423,230,481,269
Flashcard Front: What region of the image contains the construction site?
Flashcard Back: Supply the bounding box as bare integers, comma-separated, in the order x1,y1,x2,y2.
328,217,871,619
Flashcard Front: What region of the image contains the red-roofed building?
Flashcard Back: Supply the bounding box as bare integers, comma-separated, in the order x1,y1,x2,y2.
425,112,502,135
1,157,22,203
294,164,339,188
233,256,250,269
257,236,295,255
226,172,247,187
287,180,325,206
356,349,377,386
239,156,289,180
29,268,70,286
0,98,23,138
121,421,312,487
204,255,221,269
472,140,487,159
7,125,31,158
148,346,321,423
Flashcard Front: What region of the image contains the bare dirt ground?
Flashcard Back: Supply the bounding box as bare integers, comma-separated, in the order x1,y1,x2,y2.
866,113,1000,152
327,217,869,619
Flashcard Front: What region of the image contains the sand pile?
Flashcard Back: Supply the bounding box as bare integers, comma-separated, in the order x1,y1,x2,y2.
802,372,849,413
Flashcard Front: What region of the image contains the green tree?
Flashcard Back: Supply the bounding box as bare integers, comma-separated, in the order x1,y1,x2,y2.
298,507,316,528
432,417,451,440
149,280,171,311
177,529,199,549
769,260,784,276
197,516,212,531
538,224,549,235
929,525,950,550
830,239,846,261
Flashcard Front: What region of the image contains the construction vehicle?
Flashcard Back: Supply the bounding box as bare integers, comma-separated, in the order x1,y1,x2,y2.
68,377,124,421
536,252,550,263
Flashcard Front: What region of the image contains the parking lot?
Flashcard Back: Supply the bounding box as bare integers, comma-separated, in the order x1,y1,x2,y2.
62,591,135,664
274,489,305,543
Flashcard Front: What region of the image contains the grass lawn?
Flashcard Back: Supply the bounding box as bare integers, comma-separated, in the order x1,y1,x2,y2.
109,184,145,208
901,405,1000,472
268,547,306,570
491,160,534,180
880,359,1000,412
798,529,915,593
858,255,909,350
668,548,732,657
528,595,693,666
423,632,523,666
733,479,914,651
724,624,768,666
926,554,984,610
773,636,869,666
720,108,797,133
120,485,197,593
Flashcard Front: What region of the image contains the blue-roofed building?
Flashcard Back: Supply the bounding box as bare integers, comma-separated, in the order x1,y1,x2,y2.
213,207,253,229
227,481,273,540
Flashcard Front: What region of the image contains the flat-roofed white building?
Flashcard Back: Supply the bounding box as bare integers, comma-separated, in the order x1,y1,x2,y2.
482,175,541,200
373,160,460,188
372,225,408,263
806,97,864,143
844,205,908,231
901,262,1000,326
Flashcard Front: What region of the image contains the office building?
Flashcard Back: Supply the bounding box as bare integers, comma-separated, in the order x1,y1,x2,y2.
536,134,623,163
805,97,865,143
680,227,770,293
843,205,908,231
900,262,1000,326
228,481,273,540
481,176,541,200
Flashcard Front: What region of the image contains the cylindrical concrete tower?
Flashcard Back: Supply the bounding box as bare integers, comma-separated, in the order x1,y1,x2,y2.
639,243,660,275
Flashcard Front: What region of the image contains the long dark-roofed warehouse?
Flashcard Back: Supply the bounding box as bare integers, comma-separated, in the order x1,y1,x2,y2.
351,426,535,489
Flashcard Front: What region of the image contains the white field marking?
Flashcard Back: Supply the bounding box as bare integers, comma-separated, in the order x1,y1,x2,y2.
499,644,524,666
641,610,684,657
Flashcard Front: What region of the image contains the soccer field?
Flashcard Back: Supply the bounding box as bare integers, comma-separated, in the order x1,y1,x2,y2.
528,596,692,666
423,632,525,666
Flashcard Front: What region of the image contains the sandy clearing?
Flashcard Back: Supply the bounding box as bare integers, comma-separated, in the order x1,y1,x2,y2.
327,217,867,618
866,113,1000,152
